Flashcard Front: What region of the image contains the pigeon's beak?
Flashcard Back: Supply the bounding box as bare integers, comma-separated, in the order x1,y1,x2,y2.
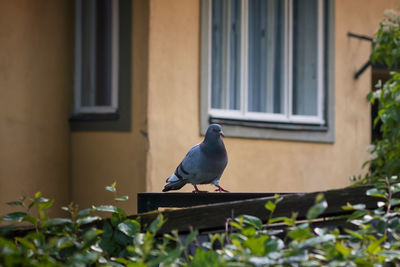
219,130,225,137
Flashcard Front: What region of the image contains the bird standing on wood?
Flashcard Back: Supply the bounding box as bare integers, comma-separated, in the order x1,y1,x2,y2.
163,124,229,193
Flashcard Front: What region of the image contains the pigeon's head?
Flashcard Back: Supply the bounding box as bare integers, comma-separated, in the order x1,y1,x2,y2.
205,124,225,141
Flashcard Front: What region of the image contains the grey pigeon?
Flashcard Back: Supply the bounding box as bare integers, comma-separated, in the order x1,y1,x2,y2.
163,124,229,193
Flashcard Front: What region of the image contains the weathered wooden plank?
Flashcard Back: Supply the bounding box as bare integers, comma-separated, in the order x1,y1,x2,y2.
138,192,290,213
134,186,378,234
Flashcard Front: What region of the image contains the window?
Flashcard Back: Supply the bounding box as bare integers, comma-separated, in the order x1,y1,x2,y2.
71,0,131,131
201,0,335,142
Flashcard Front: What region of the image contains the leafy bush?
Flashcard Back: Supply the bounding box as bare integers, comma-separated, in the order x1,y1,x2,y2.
365,73,400,182
362,9,400,184
371,9,400,69
2,180,400,266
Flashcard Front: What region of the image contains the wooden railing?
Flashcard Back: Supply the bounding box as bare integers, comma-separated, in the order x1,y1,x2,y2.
135,185,379,235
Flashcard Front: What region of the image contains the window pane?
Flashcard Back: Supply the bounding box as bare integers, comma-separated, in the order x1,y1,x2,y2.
211,0,241,110
292,0,318,116
80,0,113,107
248,0,284,114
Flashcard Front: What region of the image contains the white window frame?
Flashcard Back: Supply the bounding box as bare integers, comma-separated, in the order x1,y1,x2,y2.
74,0,119,114
203,0,325,125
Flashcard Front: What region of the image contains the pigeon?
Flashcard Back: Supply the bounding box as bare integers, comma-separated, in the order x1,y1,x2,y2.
163,124,229,193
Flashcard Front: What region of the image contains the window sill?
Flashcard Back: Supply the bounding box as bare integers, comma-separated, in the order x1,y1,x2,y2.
210,117,328,132
70,113,120,121
69,112,130,132
205,116,334,143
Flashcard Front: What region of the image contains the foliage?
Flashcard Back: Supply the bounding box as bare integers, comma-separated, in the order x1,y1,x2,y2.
365,73,400,182
362,9,400,184
371,9,400,69
0,182,174,266
2,180,400,266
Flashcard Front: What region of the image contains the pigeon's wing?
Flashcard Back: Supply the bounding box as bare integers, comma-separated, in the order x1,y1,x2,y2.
166,144,200,183
175,144,202,180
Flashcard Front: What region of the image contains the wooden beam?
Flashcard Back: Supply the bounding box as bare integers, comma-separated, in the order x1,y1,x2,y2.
137,192,291,213
134,186,378,234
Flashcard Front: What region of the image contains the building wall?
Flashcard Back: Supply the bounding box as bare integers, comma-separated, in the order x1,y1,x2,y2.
0,0,73,215
1,0,399,217
70,0,149,215
146,0,400,193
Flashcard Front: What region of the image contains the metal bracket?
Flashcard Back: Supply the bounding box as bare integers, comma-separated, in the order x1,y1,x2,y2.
347,32,373,79
347,32,373,42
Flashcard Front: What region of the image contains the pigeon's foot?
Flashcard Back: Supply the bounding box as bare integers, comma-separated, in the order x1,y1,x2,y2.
192,185,208,193
215,186,230,192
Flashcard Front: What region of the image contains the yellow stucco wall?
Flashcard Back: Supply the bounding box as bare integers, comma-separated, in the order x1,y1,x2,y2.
0,0,73,215
70,0,149,215
146,0,400,193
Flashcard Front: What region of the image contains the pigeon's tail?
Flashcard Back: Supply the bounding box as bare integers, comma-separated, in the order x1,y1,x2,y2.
162,180,187,192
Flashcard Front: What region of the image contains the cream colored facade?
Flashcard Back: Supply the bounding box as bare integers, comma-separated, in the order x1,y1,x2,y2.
1,0,399,216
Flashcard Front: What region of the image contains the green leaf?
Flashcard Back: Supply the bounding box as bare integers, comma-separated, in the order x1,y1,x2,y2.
113,230,130,246
241,215,262,229
242,227,256,237
56,236,76,249
102,220,113,239
77,216,101,225
389,217,399,228
347,210,369,221
274,193,283,204
190,248,220,267
36,197,50,203
2,212,27,222
244,236,269,256
46,218,72,226
117,220,141,237
23,216,38,227
264,238,283,253
367,236,386,255
342,202,366,210
355,258,374,267
265,201,276,212
6,201,23,206
390,198,400,206
306,200,328,220
229,221,243,230
298,234,335,249
185,230,198,246
268,216,288,224
105,185,116,193
335,241,351,256
366,188,388,199
288,223,312,241
376,220,387,234
344,229,364,240
92,205,118,213
109,212,120,227
149,247,182,266
390,183,400,194
61,206,69,212
115,195,129,201
315,193,325,203
39,199,54,210
83,228,104,243
149,214,164,233
15,237,35,251
78,208,92,217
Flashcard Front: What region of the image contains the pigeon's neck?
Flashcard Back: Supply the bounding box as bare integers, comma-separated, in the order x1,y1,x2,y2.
201,138,226,158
